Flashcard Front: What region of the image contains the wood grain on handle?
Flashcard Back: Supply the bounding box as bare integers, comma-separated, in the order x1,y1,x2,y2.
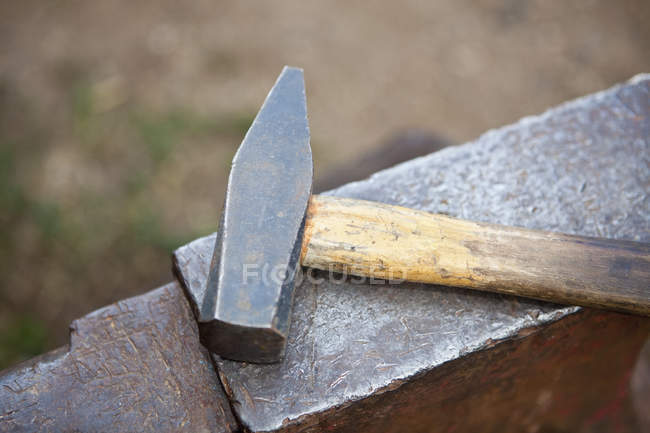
300,195,650,316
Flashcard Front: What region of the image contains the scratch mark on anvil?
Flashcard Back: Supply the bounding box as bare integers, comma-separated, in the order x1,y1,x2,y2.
253,397,277,404
615,92,641,117
400,317,413,346
364,350,382,359
239,384,256,410
127,336,139,355
320,352,344,364
72,358,96,384
415,331,437,337
1,408,17,419
217,402,226,419
101,363,114,379
3,382,36,394
152,338,172,371
398,343,433,357
329,370,351,390
112,352,132,375
375,363,399,372
400,317,412,333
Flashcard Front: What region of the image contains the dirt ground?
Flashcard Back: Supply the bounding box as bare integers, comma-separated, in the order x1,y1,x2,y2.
1,0,649,368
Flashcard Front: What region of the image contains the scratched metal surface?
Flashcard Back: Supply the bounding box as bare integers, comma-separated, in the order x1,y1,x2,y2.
0,282,238,433
173,75,650,432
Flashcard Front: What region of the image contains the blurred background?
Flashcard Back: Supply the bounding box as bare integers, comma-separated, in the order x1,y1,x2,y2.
1,0,649,369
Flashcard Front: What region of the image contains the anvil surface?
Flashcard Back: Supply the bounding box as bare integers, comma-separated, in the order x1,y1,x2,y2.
173,75,650,432
0,75,648,433
0,283,238,433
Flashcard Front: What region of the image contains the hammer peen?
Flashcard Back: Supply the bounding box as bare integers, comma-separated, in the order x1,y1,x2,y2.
198,66,650,363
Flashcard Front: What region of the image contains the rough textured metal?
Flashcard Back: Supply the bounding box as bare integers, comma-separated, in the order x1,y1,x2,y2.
0,282,238,433
201,66,312,363
173,75,650,432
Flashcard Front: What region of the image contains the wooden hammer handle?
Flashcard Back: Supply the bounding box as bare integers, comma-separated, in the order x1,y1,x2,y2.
300,195,650,316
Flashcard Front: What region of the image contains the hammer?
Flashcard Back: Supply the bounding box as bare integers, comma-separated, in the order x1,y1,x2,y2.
199,66,650,363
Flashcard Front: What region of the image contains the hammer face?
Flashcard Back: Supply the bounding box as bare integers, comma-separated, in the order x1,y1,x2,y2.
200,67,312,363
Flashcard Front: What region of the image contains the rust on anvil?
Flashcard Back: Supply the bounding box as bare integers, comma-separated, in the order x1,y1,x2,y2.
173,74,650,432
0,282,238,433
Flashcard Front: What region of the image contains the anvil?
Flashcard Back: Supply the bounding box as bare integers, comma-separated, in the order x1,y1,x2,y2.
3,73,649,432
199,66,650,363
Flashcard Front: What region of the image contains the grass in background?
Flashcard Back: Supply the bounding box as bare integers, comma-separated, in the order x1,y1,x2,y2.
0,315,47,369
0,78,253,370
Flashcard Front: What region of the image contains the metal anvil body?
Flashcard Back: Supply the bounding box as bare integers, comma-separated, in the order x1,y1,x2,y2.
2,75,650,432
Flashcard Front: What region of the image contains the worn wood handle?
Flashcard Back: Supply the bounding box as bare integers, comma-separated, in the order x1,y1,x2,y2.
300,195,650,316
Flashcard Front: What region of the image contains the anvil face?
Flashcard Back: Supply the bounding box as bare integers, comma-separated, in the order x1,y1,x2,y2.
199,67,313,363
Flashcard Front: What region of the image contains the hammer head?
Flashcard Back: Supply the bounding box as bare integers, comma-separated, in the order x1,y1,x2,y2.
199,67,313,363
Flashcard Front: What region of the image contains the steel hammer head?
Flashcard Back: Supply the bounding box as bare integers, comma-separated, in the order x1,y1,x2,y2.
199,67,312,363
